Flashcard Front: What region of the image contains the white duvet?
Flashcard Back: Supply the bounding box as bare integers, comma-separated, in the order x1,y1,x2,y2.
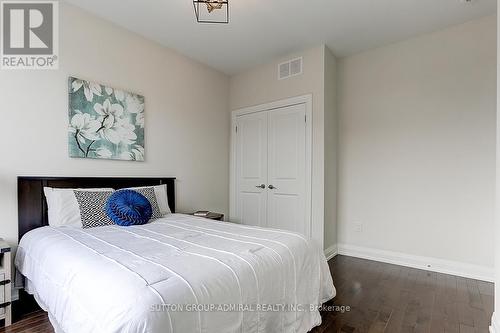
15,214,335,333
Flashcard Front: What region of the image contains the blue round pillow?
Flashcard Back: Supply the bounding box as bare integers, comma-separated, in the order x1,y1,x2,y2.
105,190,152,226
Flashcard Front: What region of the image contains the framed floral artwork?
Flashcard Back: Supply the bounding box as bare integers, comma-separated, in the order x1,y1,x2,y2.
68,77,145,161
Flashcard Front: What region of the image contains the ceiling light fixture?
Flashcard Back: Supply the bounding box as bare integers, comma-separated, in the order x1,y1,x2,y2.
193,0,229,24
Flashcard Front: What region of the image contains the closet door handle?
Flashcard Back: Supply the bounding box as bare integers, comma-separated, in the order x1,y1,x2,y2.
255,184,266,189
268,185,277,190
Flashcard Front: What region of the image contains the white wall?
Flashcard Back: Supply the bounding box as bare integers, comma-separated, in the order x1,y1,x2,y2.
0,3,230,245
324,48,338,252
229,45,327,249
337,16,496,273
492,4,500,331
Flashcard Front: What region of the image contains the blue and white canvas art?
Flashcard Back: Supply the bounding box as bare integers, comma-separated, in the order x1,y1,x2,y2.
68,77,145,161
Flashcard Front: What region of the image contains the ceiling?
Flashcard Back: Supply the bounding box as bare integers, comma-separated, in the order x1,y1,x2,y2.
64,0,496,75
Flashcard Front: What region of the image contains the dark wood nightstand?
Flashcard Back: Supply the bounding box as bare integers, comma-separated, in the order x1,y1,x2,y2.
192,212,225,221
0,239,11,327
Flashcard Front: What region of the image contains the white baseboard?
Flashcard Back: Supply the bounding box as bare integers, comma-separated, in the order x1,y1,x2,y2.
490,312,499,333
337,243,494,282
324,245,338,260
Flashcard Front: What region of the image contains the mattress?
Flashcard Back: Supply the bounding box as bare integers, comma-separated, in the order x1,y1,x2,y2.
15,214,335,333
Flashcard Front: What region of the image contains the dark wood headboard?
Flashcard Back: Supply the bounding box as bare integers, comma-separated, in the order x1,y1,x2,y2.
17,177,176,240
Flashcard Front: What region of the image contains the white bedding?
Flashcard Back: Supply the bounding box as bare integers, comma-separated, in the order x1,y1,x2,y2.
15,214,335,333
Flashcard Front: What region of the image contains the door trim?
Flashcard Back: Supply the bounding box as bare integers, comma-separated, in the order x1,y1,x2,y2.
230,94,313,239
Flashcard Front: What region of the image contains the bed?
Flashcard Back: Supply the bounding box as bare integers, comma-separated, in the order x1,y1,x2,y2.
15,177,335,333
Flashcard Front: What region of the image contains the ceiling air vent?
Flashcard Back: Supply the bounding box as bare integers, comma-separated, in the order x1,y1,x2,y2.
279,62,290,80
278,57,303,80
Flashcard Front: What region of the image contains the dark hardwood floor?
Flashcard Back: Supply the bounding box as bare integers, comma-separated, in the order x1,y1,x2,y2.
0,255,494,333
311,256,494,333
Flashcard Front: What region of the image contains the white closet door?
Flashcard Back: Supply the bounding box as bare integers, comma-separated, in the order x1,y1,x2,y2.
235,112,268,227
267,103,308,236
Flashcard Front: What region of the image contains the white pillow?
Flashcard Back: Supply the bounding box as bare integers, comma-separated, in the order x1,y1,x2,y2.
126,184,171,215
44,187,114,228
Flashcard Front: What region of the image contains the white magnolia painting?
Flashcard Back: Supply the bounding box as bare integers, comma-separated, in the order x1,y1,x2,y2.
68,77,145,161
